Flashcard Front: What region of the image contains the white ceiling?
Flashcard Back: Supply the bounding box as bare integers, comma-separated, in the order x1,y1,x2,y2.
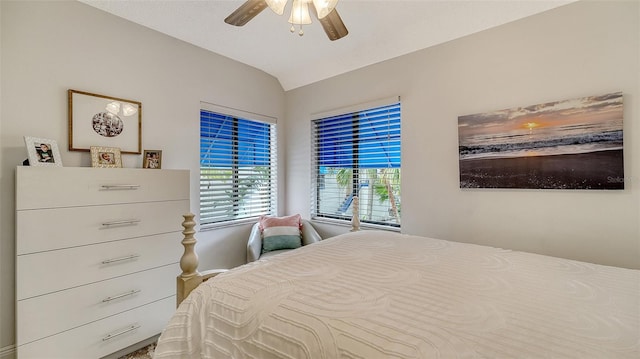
79,0,575,91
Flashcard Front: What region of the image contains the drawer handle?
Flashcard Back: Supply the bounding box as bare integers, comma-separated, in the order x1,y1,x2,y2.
101,254,140,264
100,184,140,190
102,324,141,341
101,219,141,227
102,289,141,303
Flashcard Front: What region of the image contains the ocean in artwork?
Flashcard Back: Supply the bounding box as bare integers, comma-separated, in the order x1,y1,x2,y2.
458,92,624,189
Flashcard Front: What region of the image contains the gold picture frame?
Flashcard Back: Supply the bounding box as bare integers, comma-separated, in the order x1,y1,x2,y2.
90,146,122,168
24,136,63,167
143,150,162,169
68,89,142,154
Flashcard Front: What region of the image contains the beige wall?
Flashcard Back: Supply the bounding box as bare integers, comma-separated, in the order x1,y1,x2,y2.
0,0,284,355
285,1,639,267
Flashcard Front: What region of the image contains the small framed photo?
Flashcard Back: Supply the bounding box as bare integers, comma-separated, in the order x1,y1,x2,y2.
90,146,122,168
143,150,162,169
24,136,63,167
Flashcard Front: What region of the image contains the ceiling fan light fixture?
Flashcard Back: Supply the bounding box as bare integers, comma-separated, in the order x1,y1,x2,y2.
265,0,287,15
224,0,347,41
312,0,338,19
288,0,312,25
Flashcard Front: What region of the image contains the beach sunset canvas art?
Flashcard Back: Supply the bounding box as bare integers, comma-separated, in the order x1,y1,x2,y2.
458,92,624,189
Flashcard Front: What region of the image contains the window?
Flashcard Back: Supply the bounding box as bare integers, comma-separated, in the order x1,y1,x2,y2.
200,107,277,227
312,99,401,228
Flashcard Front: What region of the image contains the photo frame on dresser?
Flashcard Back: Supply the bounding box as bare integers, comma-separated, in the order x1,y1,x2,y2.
24,136,63,167
90,146,122,168
143,150,162,169
68,89,142,154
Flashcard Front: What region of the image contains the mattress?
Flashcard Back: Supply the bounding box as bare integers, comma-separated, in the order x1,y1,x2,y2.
154,230,639,358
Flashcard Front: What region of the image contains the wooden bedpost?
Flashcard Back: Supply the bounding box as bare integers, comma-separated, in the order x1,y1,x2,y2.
179,213,199,278
177,213,200,306
176,213,227,307
351,196,360,232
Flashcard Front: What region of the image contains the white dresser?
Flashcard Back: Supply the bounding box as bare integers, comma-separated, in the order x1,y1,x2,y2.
15,166,189,358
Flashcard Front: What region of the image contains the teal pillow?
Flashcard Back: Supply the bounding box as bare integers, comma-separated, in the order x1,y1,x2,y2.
262,231,301,253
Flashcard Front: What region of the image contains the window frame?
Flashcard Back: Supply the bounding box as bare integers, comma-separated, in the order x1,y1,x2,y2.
310,97,401,229
199,102,278,229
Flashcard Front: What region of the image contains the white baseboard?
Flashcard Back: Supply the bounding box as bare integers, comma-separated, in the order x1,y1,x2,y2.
0,344,16,359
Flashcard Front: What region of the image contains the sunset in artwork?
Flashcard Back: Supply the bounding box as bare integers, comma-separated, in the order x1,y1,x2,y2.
458,92,624,189
524,122,539,130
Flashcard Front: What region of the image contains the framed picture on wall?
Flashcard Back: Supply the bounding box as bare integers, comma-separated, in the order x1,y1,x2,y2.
68,89,142,154
24,136,63,167
143,150,162,169
90,146,122,168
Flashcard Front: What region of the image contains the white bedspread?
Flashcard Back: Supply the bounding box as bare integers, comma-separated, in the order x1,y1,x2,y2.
155,230,639,358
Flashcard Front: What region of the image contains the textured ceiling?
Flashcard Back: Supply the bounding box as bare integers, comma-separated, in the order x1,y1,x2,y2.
80,0,576,91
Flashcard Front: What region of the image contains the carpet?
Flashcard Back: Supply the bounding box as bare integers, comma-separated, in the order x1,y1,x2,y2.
118,342,155,359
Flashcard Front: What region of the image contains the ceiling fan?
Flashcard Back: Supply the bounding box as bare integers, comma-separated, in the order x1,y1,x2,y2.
224,0,348,41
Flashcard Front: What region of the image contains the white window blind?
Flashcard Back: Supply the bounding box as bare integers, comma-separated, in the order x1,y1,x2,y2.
311,100,401,227
200,109,277,226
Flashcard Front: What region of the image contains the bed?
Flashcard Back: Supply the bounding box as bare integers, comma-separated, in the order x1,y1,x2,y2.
154,214,639,358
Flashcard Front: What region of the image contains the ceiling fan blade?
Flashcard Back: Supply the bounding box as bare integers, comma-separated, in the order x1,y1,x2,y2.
224,0,268,26
318,8,348,41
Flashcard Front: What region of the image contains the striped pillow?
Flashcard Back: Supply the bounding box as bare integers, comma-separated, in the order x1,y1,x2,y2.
259,214,302,253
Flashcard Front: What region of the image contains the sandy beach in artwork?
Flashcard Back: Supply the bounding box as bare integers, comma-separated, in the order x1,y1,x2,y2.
459,149,624,189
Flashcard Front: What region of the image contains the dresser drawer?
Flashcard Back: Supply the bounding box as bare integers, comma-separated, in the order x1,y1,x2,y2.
17,200,188,255
17,264,177,346
17,296,175,359
16,167,189,210
17,233,180,300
